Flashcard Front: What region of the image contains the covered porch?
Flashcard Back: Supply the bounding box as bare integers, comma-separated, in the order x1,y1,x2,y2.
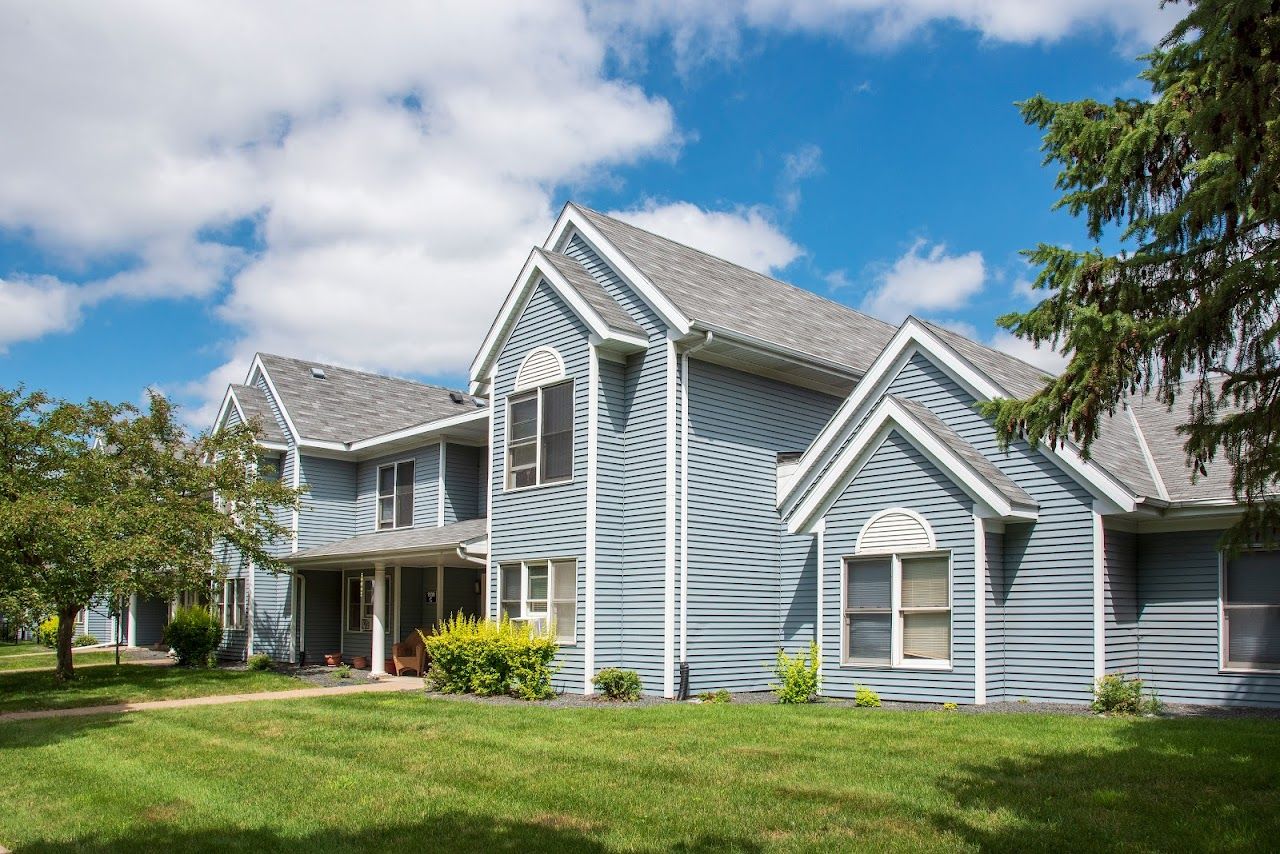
285,518,487,676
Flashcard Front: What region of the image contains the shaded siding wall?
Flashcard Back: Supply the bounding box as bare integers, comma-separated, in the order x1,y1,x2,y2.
133,596,168,646
83,599,117,643
443,567,481,622
340,568,395,662
1136,529,1280,706
984,528,1005,698
1105,527,1138,674
686,360,840,693
821,431,976,702
563,233,671,695
214,543,249,661
355,444,441,533
298,455,356,549
883,353,1097,703
443,442,484,523
487,281,589,692
300,570,341,659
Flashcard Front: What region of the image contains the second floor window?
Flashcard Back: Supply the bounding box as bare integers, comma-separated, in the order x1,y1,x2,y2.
507,379,573,489
377,460,415,530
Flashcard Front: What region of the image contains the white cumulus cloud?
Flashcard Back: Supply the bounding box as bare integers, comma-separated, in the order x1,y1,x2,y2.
608,201,803,274
861,239,986,321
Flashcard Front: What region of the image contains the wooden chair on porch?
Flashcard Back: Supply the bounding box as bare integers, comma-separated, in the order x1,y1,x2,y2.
391,629,428,676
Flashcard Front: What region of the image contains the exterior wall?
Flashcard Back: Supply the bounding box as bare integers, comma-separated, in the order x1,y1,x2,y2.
1136,529,1280,706
984,528,1005,698
486,280,590,692
252,447,296,660
133,596,168,647
355,444,441,534
298,455,357,550
443,442,484,524
820,431,977,702
299,570,342,660
594,356,627,674
83,599,117,643
443,566,482,622
685,359,841,693
1105,527,1139,674
883,352,1097,703
339,568,396,662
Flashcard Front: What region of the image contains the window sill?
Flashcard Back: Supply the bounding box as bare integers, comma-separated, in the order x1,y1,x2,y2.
373,524,414,533
503,477,575,495
839,662,953,673
1220,665,1280,675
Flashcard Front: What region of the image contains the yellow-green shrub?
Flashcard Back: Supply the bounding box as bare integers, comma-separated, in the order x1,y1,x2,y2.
36,616,58,647
423,615,560,700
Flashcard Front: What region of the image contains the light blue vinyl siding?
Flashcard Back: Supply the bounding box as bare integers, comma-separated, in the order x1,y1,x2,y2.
443,443,484,523
594,356,627,674
1105,527,1139,674
984,528,1005,697
1136,529,1280,706
299,570,341,660
820,431,976,702
215,549,249,661
443,567,482,622
882,352,1097,703
487,280,589,692
298,455,356,550
355,444,441,533
83,599,117,643
686,359,841,693
133,596,168,647
340,568,396,662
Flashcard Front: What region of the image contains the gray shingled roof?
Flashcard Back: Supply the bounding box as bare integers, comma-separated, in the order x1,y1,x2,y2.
536,248,646,339
1128,382,1235,502
256,353,485,444
574,204,895,375
230,384,286,444
893,396,1038,512
286,517,487,563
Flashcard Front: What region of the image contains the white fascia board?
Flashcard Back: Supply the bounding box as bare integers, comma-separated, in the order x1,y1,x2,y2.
545,205,691,335
348,408,490,453
213,386,245,434
468,249,647,390
781,317,1138,517
789,397,1035,535
247,356,302,445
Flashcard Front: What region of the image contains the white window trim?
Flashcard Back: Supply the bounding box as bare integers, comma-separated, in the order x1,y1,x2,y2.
221,577,247,632
498,558,577,645
840,549,953,671
375,458,416,531
1218,548,1280,674
344,574,394,634
503,378,575,492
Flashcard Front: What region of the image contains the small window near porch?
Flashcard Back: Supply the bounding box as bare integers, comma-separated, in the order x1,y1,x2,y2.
346,575,393,633
377,460,415,530
497,559,576,644
1223,551,1280,670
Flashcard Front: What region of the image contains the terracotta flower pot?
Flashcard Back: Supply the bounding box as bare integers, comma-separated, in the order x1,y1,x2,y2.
353,656,370,670
323,653,342,667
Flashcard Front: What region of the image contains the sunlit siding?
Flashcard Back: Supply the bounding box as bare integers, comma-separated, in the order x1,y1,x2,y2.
686,360,840,693
820,431,976,702
297,455,357,549
354,444,440,533
594,357,627,674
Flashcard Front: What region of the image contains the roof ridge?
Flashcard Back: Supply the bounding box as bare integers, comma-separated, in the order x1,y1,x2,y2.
570,202,894,333
256,352,472,397
918,318,1056,380
1127,405,1170,501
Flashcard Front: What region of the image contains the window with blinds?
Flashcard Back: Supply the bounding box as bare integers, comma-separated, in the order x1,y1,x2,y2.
498,559,577,644
505,379,573,489
376,459,415,530
843,550,951,668
1224,551,1280,670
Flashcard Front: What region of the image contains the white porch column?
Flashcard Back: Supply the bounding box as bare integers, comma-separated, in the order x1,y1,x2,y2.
127,593,138,647
371,562,387,676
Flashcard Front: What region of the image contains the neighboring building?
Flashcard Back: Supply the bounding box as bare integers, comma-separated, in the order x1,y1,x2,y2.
189,202,1277,708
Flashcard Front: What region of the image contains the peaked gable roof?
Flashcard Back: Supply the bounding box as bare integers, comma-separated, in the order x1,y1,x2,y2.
535,248,646,339
228,383,286,444
569,204,896,376
255,353,484,445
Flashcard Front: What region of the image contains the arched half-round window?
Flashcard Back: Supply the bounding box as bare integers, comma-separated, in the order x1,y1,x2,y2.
855,508,935,555
515,346,565,391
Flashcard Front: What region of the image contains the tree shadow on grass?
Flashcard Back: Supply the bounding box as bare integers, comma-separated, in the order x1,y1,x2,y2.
932,718,1280,852
15,811,764,854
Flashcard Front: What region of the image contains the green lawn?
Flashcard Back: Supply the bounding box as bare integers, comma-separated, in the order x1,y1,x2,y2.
0,641,41,657
0,648,147,672
0,664,301,713
0,696,1276,852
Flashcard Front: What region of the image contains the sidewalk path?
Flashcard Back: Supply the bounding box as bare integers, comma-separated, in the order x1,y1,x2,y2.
0,676,424,723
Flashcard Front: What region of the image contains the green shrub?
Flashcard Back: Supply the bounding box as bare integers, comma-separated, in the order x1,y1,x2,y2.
36,616,58,647
769,640,821,704
247,653,273,671
163,606,223,667
592,667,642,701
73,633,98,647
698,689,732,704
334,664,352,679
423,615,560,701
942,701,959,712
854,685,881,707
1093,673,1160,715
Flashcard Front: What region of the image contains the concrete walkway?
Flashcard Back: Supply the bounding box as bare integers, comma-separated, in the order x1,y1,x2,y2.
0,675,424,723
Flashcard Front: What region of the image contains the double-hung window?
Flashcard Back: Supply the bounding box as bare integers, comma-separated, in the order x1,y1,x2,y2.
1222,550,1280,671
220,577,247,631
497,559,577,644
506,380,573,489
346,575,393,633
844,552,951,668
377,460,415,530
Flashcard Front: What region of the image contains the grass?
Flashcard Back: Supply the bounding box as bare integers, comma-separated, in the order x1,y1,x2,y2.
0,648,148,672
0,696,1277,852
0,664,301,713
0,640,41,657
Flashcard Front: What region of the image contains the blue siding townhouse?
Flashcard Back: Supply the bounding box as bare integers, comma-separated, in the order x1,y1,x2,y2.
127,202,1278,708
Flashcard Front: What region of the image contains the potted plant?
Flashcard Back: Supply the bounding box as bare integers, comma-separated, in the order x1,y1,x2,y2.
323,652,342,667
353,655,369,670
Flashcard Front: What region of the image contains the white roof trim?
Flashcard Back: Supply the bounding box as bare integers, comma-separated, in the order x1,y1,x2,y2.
545,204,691,335
781,317,1138,518
469,247,648,391
347,407,490,452
213,386,245,434
1128,406,1170,501
246,356,301,444
790,396,1039,534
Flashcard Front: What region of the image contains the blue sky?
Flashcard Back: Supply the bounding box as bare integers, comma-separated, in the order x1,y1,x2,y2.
0,2,1177,425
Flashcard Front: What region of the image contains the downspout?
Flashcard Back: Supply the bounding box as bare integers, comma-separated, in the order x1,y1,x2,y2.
678,331,713,700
